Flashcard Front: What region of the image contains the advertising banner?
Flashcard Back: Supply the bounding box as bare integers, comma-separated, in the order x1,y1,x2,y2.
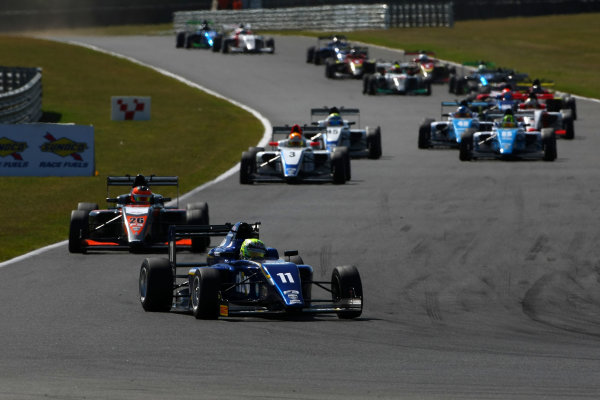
0,124,95,176
111,96,151,121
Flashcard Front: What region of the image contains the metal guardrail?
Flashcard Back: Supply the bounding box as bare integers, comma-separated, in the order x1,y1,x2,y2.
173,3,453,32
0,67,43,124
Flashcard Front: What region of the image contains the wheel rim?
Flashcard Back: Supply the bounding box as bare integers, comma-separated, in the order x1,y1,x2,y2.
192,275,200,309
139,267,148,301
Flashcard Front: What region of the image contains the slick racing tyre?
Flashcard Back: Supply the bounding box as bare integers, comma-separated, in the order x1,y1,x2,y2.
191,268,220,320
187,202,210,252
418,119,433,149
331,266,363,319
306,46,315,63
367,127,382,159
69,209,89,253
240,151,256,184
212,36,222,52
325,58,336,79
331,148,347,184
139,258,173,312
542,128,557,161
77,202,98,212
176,32,185,48
459,130,474,161
562,114,575,140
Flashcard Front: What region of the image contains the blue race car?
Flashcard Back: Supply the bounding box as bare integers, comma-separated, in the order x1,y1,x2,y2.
175,20,222,50
459,111,557,161
306,35,350,65
418,101,492,149
139,222,363,319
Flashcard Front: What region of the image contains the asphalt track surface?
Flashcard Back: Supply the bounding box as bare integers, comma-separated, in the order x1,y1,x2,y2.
1,35,600,399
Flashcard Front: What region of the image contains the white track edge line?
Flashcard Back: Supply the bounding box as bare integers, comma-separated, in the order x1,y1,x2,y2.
0,40,272,269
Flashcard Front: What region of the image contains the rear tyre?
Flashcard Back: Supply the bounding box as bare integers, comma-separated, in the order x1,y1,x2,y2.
69,210,89,253
240,151,255,184
563,116,575,140
176,32,185,48
191,268,220,319
332,149,347,184
306,46,315,63
367,127,382,159
77,202,98,212
212,36,222,52
566,97,577,120
331,265,363,319
266,38,275,53
139,258,173,312
325,58,336,79
542,128,557,161
222,39,230,54
186,202,210,252
418,119,433,149
459,130,474,161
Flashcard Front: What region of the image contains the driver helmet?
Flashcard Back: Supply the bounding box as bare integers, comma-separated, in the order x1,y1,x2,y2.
502,90,513,101
327,113,343,126
418,54,429,62
525,92,539,106
240,238,266,260
502,114,516,128
288,131,304,147
130,186,152,204
454,106,471,118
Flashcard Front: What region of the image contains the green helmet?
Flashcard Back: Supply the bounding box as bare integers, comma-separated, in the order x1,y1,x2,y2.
240,238,266,259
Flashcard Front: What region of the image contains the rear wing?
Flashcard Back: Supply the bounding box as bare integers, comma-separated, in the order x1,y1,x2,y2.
441,101,490,116
272,125,323,141
318,35,347,41
168,224,234,267
310,106,361,126
106,175,180,206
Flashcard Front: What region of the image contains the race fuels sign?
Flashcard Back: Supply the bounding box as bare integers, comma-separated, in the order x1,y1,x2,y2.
0,124,94,176
111,96,151,121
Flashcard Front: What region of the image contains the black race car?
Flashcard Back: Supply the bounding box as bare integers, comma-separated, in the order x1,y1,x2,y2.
69,174,209,253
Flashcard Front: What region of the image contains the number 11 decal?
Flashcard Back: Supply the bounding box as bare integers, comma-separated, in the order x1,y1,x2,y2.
276,272,294,283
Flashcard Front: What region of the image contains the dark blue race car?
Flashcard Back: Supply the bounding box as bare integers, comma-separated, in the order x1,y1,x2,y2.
306,35,350,65
139,222,363,319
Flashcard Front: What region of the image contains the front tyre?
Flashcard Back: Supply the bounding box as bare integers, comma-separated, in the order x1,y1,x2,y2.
459,130,474,161
139,258,173,312
69,210,89,253
418,119,433,149
240,151,255,184
191,268,220,319
542,128,557,161
331,265,363,319
367,127,382,159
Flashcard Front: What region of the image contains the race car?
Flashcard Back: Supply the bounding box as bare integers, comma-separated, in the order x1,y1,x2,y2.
69,174,209,253
418,101,492,149
239,125,350,184
311,106,382,159
449,61,529,95
324,47,370,79
139,222,363,319
459,111,557,161
306,35,350,65
468,88,575,140
214,24,274,54
175,20,221,50
404,51,453,83
363,61,431,96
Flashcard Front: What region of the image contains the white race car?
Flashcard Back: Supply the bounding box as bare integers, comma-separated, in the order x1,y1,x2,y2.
239,125,349,184
215,24,274,54
311,106,382,159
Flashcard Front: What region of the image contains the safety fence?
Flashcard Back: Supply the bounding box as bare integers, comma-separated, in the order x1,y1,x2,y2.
173,3,454,32
0,67,43,124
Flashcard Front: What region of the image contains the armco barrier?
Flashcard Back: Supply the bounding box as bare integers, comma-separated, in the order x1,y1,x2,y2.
0,67,43,124
173,3,453,32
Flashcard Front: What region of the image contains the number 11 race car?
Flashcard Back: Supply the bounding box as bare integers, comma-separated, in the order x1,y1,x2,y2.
69,174,209,253
139,222,363,319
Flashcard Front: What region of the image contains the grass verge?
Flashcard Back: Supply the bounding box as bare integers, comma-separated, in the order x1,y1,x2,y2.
0,36,262,262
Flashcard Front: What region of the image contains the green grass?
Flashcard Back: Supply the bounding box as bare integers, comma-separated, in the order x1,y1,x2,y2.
0,36,263,262
1,13,597,262
280,13,600,98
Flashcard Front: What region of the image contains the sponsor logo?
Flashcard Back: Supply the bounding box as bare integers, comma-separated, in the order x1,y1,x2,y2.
220,304,229,317
0,137,27,160
40,133,88,160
